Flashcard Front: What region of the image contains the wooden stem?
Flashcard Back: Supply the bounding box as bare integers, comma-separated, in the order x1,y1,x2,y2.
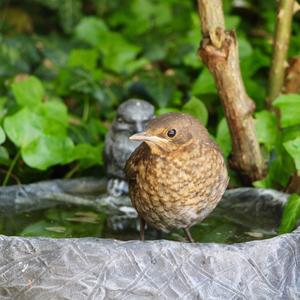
197,0,265,181
267,0,295,106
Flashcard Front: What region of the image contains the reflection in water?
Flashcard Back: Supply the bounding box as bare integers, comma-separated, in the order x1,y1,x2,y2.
0,204,276,243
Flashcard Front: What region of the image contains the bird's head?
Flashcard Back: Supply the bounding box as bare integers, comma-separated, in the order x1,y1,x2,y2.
129,112,211,154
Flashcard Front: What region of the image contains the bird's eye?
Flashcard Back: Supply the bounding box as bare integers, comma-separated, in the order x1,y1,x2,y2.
167,129,176,138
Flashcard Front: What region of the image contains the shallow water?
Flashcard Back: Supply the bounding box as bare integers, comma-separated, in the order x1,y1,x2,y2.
0,204,277,243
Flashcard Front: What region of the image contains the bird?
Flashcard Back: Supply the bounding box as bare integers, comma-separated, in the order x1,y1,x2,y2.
104,99,154,196
125,112,228,242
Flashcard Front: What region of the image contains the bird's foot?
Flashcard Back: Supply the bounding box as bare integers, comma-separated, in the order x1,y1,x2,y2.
184,227,194,243
139,217,145,241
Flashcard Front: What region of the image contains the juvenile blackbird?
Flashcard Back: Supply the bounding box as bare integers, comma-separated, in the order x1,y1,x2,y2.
125,112,228,242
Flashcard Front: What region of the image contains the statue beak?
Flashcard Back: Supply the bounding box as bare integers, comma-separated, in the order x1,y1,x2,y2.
135,122,144,133
129,132,166,144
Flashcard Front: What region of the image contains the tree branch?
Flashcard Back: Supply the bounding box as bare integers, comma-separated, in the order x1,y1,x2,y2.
267,0,295,106
197,0,265,181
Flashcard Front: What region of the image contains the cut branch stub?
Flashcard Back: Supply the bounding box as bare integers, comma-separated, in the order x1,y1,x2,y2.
199,30,266,180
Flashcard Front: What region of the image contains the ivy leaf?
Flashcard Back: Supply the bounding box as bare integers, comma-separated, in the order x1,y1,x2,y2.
22,136,74,170
216,118,232,158
4,108,44,147
192,69,216,95
279,194,300,234
75,17,143,74
255,110,278,151
12,76,44,107
74,17,108,46
284,137,300,172
138,71,176,108
273,94,300,128
4,98,72,170
4,100,68,148
68,49,99,72
225,15,241,29
0,126,5,145
253,144,295,189
182,96,208,126
97,31,142,74
238,37,253,58
71,143,103,166
34,100,69,136
0,146,10,166
156,107,180,115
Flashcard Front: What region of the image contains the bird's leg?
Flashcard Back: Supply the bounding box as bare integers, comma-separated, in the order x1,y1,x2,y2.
139,217,145,241
184,227,194,243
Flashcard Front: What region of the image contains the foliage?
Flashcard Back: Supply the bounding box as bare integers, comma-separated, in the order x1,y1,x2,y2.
0,0,299,231
279,194,300,234
3,76,102,171
254,94,300,189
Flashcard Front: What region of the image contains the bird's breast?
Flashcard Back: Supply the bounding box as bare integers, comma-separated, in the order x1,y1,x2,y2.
131,145,228,230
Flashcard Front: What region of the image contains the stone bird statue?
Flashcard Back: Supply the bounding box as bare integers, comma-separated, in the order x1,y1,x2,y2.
125,112,228,242
105,99,154,196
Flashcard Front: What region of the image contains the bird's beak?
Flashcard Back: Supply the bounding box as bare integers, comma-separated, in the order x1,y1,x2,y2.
129,132,166,144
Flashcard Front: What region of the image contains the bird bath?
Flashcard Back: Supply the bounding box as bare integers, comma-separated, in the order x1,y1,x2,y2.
0,178,299,299
0,196,276,244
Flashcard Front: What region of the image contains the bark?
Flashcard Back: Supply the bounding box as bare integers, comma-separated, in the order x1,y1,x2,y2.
284,57,300,93
267,0,295,107
284,57,300,194
197,0,265,181
285,174,300,194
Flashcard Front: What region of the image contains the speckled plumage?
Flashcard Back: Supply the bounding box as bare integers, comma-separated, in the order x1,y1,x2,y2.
125,112,228,240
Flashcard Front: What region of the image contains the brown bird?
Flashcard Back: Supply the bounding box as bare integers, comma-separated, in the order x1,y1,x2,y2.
125,112,228,242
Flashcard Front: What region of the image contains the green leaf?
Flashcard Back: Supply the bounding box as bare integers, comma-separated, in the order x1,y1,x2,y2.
192,69,216,95
156,107,180,115
238,37,253,58
4,98,72,170
138,71,176,108
71,143,103,166
11,76,44,107
282,126,300,143
0,126,5,145
255,110,278,151
253,143,295,189
216,118,232,157
284,137,300,172
0,146,10,166
182,96,208,126
22,135,74,170
244,79,266,110
75,17,143,74
279,194,300,234
182,13,202,69
4,100,69,148
68,48,99,71
0,97,7,121
4,108,44,147
98,31,142,74
34,100,69,135
273,94,300,128
240,50,270,79
225,15,241,29
74,17,108,46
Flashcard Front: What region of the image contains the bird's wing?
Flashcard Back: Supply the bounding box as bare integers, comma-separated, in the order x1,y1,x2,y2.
124,143,148,181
